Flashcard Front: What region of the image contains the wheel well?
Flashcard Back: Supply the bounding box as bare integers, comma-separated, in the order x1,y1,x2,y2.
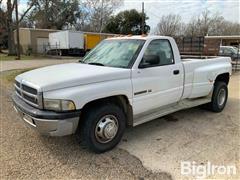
215,73,230,85
80,95,133,126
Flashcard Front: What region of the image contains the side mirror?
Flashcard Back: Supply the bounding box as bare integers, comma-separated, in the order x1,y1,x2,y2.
139,55,160,68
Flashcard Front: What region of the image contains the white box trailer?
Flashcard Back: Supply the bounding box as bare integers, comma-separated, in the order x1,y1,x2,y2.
49,30,85,56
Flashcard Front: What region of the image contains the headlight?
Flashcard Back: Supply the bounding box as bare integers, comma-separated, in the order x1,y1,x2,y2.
44,99,76,111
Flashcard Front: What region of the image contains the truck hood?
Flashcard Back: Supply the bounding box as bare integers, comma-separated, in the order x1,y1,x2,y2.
16,63,131,92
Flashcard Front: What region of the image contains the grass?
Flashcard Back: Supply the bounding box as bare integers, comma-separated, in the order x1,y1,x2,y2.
1,69,33,85
0,53,48,61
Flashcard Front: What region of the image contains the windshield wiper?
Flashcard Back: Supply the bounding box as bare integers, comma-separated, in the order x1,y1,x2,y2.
88,62,105,66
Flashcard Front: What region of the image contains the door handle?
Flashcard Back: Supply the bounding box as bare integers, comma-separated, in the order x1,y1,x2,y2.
173,70,180,75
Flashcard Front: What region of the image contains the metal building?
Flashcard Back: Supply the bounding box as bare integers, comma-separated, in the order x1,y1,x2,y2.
14,28,59,54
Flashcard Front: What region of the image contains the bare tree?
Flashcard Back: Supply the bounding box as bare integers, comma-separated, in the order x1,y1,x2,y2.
183,10,240,36
221,22,240,35
0,2,7,30
184,18,198,36
76,0,123,32
6,0,16,55
155,14,183,36
3,0,36,55
210,18,240,35
199,10,212,36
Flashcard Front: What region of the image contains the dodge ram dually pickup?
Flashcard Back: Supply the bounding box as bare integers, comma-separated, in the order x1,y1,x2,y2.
12,36,232,153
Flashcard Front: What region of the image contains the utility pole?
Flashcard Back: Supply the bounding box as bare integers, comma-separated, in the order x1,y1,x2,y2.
99,0,104,33
15,0,21,60
141,2,145,34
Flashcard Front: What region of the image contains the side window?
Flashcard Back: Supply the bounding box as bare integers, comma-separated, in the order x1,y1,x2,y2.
140,39,174,67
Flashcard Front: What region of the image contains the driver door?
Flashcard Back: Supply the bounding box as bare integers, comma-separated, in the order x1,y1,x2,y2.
131,39,184,116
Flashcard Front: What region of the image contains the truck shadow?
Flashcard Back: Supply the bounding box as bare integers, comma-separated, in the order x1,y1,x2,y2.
38,132,172,179
122,96,239,143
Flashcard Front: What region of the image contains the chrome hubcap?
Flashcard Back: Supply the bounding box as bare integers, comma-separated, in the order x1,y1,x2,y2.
95,115,119,143
218,88,226,106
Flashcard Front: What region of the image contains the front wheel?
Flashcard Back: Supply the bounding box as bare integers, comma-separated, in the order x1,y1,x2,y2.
81,103,126,153
207,81,228,112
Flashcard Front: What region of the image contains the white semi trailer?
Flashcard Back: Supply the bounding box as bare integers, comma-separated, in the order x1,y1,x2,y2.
49,30,85,56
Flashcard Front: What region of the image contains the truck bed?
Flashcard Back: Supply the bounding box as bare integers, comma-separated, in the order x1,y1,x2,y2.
181,57,232,99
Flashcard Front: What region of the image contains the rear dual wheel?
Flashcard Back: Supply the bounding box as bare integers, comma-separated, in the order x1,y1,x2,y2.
207,81,228,112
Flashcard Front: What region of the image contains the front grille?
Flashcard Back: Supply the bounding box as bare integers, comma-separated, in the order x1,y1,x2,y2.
23,93,38,104
15,80,20,88
15,80,42,108
22,84,37,94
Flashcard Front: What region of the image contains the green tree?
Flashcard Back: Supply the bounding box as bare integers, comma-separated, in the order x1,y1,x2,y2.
27,0,80,29
104,9,150,35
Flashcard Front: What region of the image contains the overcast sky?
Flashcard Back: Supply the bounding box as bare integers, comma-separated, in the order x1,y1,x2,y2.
2,0,240,30
119,0,240,30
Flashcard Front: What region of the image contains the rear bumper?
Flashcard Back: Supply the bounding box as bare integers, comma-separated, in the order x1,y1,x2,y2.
12,94,81,136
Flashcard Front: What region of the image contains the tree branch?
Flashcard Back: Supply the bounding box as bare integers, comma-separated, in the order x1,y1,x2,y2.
18,1,36,23
11,0,16,13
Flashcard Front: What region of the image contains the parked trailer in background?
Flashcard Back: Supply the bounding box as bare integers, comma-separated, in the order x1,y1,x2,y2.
48,30,117,56
49,31,85,56
84,32,115,51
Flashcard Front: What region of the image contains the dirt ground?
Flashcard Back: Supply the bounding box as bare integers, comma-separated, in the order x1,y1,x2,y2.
0,68,239,180
0,59,78,72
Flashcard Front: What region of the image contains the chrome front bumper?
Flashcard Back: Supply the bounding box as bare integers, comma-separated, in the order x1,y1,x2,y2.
12,94,80,136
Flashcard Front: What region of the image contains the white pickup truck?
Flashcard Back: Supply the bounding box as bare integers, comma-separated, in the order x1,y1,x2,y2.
12,36,232,152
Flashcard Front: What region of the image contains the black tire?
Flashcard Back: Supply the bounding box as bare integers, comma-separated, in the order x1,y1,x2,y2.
81,103,126,153
207,81,228,112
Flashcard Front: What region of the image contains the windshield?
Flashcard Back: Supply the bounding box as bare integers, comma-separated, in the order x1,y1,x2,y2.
82,39,145,68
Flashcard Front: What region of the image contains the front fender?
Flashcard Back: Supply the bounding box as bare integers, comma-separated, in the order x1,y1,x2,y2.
43,79,133,110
